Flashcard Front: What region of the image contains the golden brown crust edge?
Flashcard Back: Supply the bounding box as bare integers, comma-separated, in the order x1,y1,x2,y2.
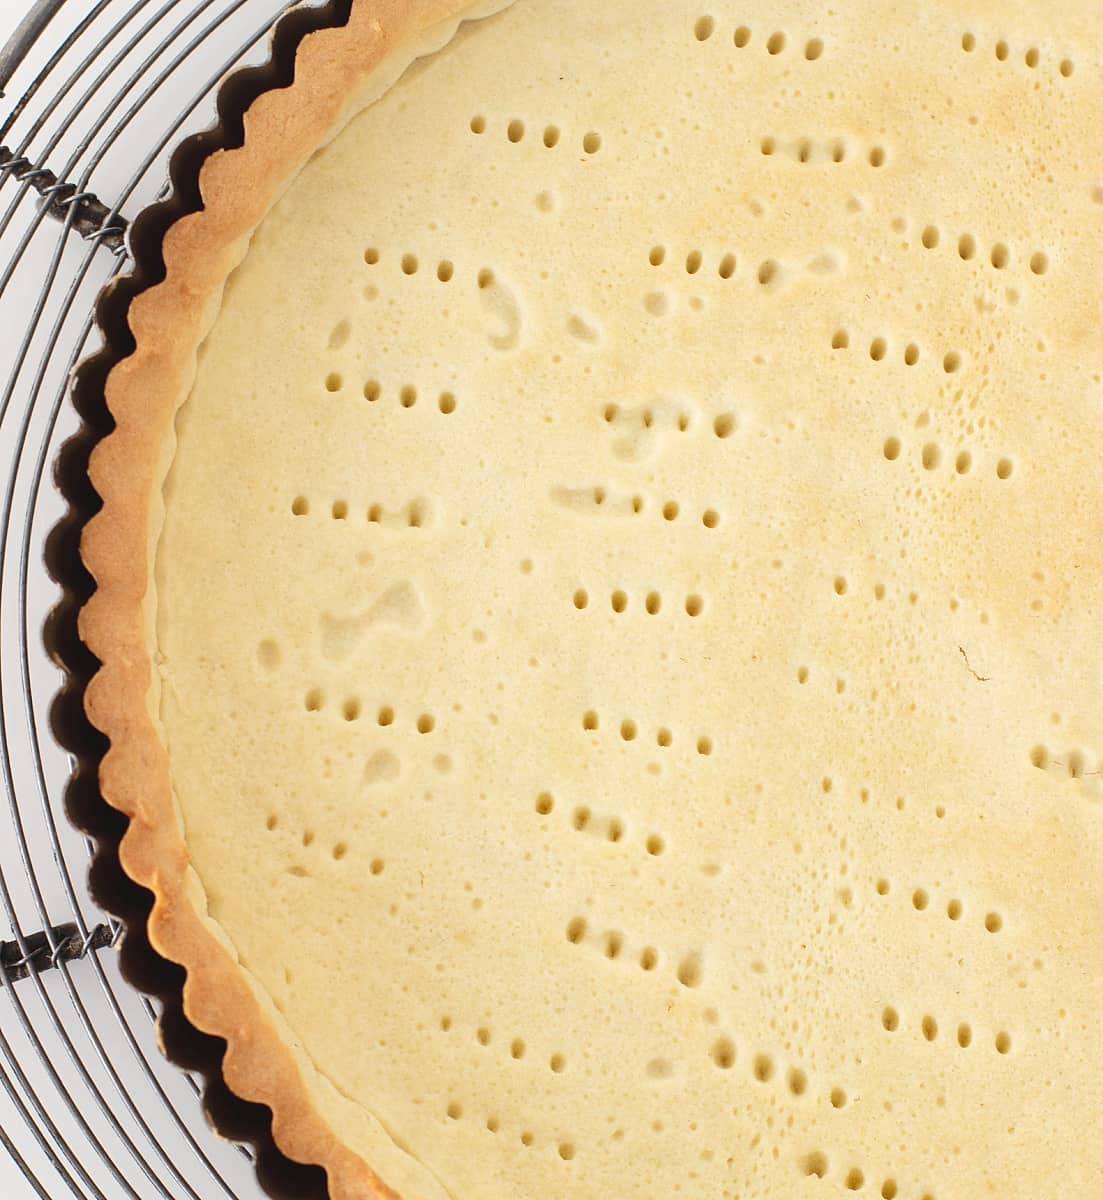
78,4,501,1198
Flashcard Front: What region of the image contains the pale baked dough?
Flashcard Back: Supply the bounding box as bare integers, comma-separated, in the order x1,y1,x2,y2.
104,1,1103,1196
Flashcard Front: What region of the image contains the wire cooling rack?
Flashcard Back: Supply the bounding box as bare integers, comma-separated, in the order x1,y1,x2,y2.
0,2,332,1196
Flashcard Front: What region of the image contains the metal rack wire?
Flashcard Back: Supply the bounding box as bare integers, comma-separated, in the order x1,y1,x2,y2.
0,2,329,1195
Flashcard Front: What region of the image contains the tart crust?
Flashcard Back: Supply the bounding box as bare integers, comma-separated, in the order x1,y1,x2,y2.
77,2,1103,1196
80,5,510,1197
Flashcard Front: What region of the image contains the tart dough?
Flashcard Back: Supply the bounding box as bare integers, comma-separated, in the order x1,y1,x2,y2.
86,1,1103,1197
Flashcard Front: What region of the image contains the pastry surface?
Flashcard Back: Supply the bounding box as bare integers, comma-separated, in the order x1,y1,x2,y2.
153,2,1103,1196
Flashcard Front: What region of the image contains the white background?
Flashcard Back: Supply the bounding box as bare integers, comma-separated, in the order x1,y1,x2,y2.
3,7,67,1181
3,19,56,1200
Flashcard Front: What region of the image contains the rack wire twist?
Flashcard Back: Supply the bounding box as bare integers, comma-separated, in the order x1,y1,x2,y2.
0,1,335,1196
